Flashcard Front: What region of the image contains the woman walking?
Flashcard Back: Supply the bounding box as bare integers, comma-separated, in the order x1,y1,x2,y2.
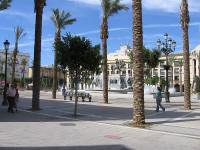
156,87,165,112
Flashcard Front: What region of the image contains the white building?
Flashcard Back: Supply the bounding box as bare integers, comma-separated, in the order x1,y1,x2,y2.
94,44,200,90
0,50,30,80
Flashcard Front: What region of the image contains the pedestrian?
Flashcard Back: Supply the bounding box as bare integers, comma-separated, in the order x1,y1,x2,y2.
155,87,165,112
7,84,16,113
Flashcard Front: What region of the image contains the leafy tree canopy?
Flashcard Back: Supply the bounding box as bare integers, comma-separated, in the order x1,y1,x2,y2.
57,33,102,83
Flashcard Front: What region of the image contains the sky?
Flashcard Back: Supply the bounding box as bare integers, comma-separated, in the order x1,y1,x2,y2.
0,0,200,65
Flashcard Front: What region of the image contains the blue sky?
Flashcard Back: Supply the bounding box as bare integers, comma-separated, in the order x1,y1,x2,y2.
0,0,200,65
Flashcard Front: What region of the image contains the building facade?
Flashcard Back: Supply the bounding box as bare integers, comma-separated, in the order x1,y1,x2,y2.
97,45,200,90
0,50,30,80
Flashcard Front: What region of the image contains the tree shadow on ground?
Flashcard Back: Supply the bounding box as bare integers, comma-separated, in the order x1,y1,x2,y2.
0,145,133,150
0,96,199,126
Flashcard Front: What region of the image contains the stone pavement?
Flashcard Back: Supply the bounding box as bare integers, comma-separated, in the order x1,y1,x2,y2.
0,90,200,150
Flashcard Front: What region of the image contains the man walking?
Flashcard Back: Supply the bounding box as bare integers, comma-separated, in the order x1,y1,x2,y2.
155,87,165,112
7,84,16,113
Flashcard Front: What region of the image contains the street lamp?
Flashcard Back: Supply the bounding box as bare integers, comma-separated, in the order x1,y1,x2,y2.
157,34,176,103
2,40,10,106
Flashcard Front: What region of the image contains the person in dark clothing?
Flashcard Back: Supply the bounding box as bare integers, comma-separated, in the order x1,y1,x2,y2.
7,84,16,113
155,87,165,112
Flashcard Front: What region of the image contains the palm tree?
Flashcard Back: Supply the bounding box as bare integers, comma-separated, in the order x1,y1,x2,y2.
101,0,128,103
178,59,184,95
21,58,27,88
32,0,46,110
180,0,191,110
0,0,11,10
12,26,26,82
51,8,76,99
132,0,145,126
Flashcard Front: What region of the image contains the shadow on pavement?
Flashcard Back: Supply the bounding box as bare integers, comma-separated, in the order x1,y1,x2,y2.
0,145,133,150
0,96,200,125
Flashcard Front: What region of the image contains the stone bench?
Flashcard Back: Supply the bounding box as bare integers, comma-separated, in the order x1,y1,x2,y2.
63,90,92,102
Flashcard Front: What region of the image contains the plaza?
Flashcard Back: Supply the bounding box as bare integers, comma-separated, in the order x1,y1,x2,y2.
0,91,200,150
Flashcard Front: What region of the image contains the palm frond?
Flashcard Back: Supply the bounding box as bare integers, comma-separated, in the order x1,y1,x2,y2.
0,0,11,11
51,8,76,31
109,0,129,16
14,26,26,41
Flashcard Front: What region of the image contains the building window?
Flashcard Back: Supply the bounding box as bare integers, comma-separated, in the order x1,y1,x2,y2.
110,79,118,84
174,68,179,74
160,61,165,67
160,69,165,76
122,70,126,75
175,76,179,80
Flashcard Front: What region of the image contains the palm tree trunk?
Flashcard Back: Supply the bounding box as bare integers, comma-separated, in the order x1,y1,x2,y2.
181,0,191,110
180,66,183,94
101,18,108,104
11,44,18,82
132,0,145,126
32,0,44,110
52,31,60,99
183,27,191,109
74,69,78,117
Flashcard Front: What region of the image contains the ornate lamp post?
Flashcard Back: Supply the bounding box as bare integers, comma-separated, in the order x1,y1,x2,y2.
2,40,10,106
157,33,176,102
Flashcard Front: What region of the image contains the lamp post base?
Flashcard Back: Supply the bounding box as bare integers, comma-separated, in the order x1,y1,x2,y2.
165,91,170,103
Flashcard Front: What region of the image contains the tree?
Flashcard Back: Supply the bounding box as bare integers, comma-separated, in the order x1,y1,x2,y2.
32,0,46,110
51,8,76,99
57,34,102,116
0,0,11,10
132,0,145,126
146,49,161,78
21,58,27,88
178,59,184,94
180,0,191,110
12,26,26,82
101,0,128,104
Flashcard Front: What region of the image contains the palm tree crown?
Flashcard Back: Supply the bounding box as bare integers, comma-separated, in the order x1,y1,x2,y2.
51,8,76,33
101,0,128,18
14,26,26,44
0,0,11,10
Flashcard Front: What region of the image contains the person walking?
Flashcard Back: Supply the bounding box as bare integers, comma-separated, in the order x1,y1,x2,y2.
7,84,16,113
155,87,165,112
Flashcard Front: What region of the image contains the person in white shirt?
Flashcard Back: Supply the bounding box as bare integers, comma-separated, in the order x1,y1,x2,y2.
7,84,16,113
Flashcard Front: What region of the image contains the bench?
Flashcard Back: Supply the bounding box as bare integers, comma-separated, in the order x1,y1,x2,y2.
63,90,92,102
